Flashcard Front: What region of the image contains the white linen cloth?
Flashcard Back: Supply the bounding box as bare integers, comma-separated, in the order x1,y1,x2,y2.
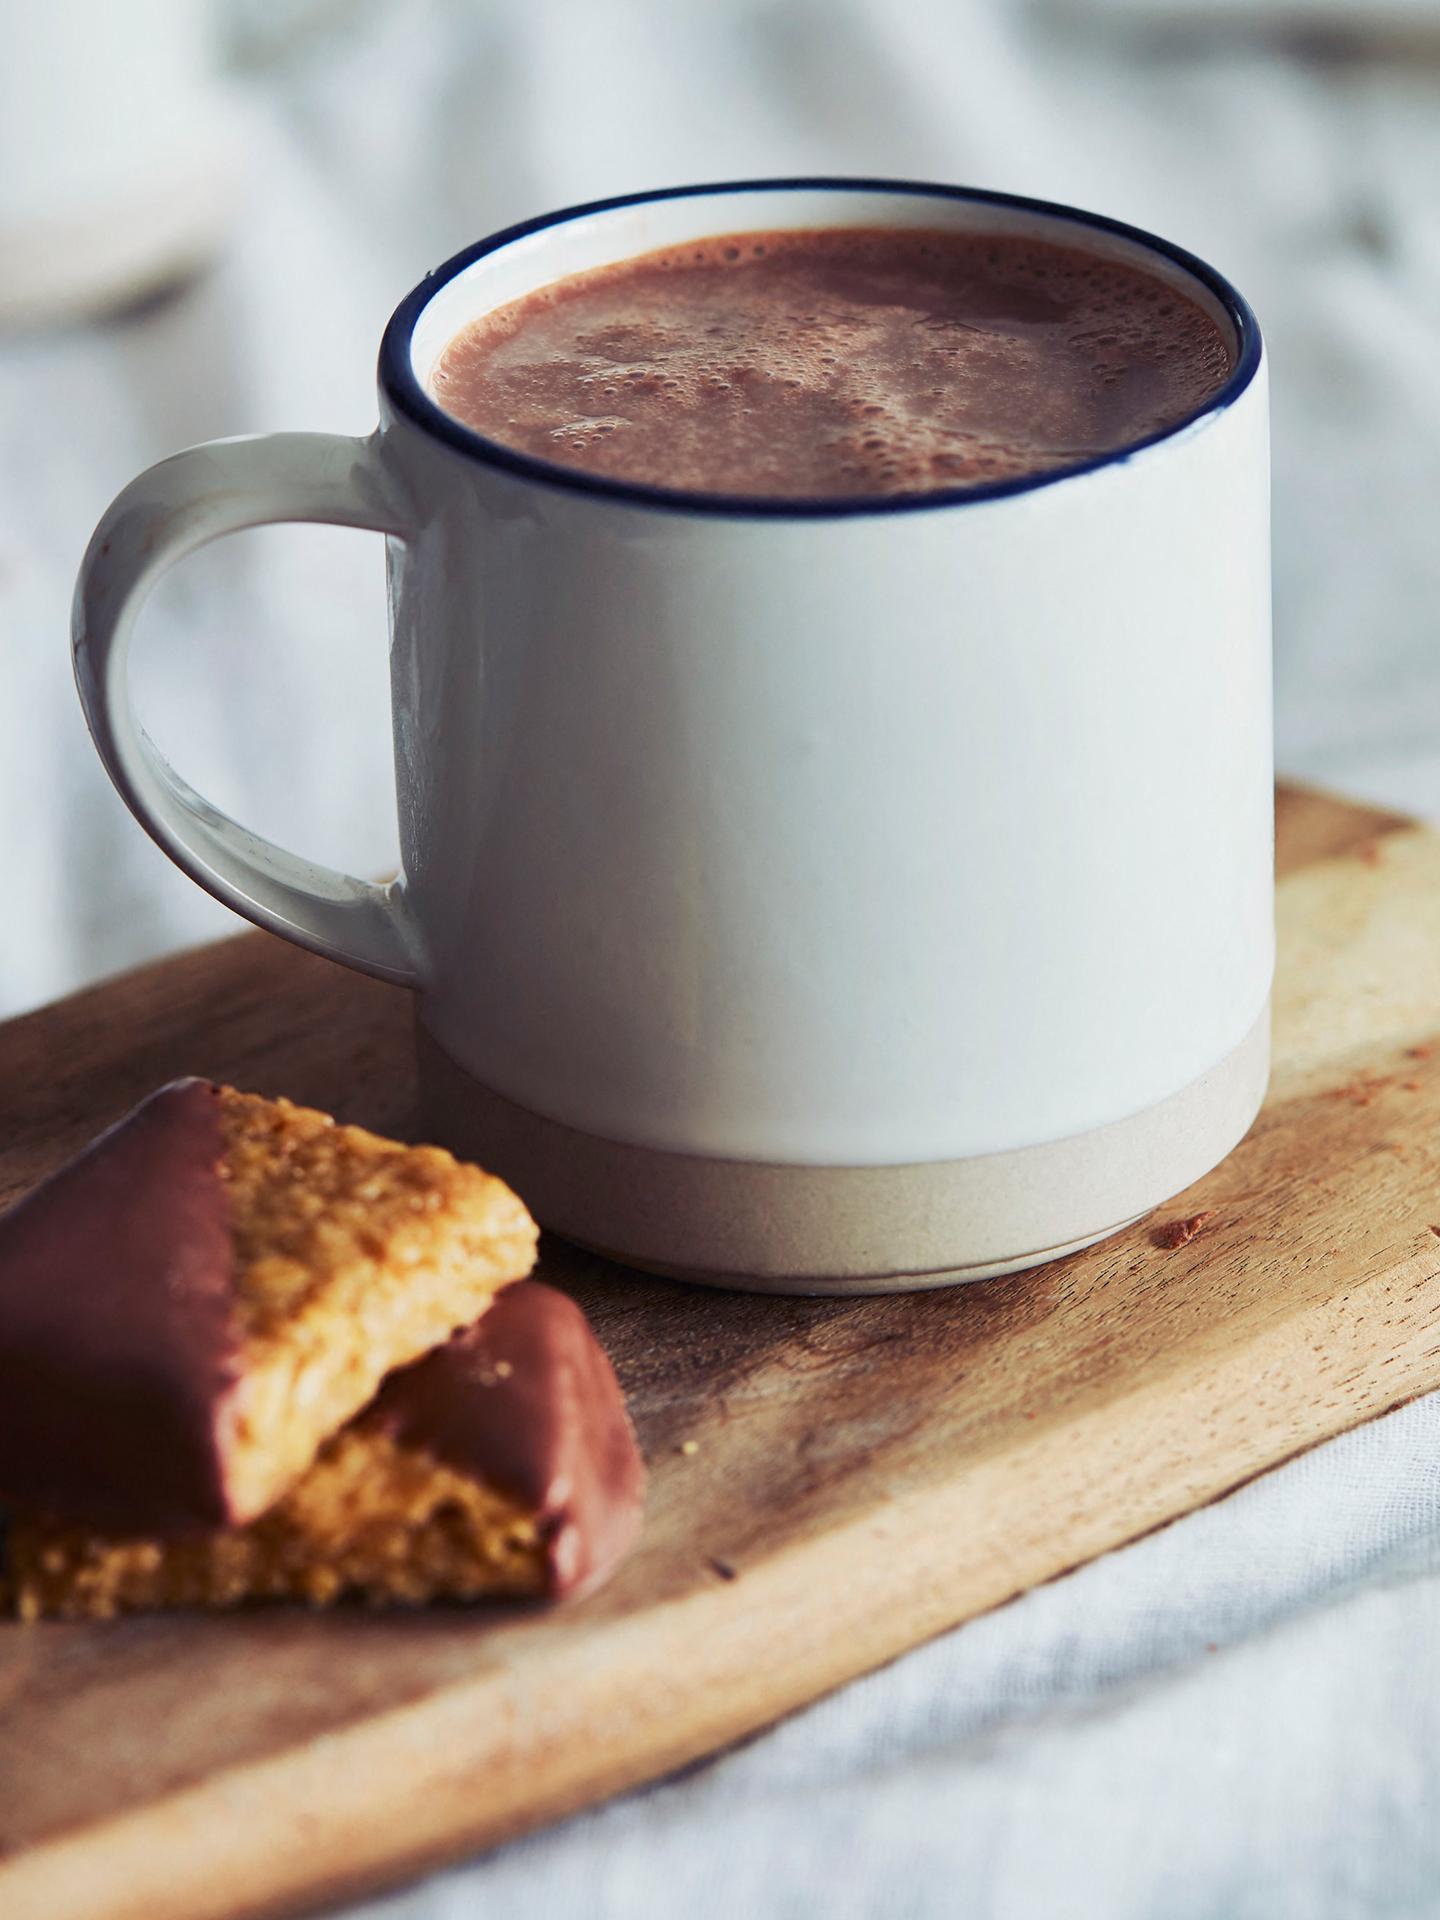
3,2,1440,1912
359,1400,1440,1920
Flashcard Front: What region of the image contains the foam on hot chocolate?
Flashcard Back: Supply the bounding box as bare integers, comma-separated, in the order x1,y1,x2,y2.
430,226,1235,499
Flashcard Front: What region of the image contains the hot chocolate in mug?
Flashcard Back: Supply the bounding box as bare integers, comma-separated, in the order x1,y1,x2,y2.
73,179,1272,1294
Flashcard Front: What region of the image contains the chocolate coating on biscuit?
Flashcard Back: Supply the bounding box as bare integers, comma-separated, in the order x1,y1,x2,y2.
0,1079,240,1533
368,1281,645,1598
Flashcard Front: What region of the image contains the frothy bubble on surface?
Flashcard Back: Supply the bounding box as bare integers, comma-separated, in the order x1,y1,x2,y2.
429,226,1235,500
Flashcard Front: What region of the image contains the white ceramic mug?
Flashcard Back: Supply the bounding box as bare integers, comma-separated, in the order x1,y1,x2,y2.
74,179,1272,1294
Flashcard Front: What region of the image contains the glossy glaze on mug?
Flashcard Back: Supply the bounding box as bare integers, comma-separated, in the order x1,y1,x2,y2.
386,184,1271,1166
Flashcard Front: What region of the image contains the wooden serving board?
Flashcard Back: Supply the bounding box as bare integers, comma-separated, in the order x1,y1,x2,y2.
3,782,1440,1920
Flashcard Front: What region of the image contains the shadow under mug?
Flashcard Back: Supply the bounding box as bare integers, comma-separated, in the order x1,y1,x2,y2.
73,177,1273,1295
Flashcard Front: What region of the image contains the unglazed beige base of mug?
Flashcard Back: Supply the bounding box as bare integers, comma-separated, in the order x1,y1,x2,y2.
416,1004,1270,1295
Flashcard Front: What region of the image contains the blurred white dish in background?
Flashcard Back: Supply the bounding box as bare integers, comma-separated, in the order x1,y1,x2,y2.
0,0,238,327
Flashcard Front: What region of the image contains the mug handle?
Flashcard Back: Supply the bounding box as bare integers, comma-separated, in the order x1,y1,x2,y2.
72,431,423,988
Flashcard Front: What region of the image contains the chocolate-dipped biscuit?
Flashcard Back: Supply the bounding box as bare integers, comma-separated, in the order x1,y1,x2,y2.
0,1081,238,1536
3,1282,646,1617
0,1080,536,1534
369,1281,647,1600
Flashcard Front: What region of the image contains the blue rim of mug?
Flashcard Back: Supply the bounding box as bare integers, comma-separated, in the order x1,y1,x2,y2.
378,176,1263,520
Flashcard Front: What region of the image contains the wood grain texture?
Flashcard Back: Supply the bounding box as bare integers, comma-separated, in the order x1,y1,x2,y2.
2,780,1438,1920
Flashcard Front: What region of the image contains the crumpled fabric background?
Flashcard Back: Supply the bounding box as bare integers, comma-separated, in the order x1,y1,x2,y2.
3,1,1440,1913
